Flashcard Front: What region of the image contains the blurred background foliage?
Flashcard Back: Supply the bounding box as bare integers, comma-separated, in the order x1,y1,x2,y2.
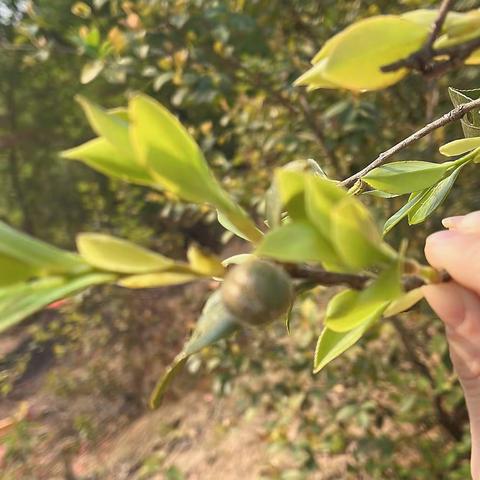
1,0,480,478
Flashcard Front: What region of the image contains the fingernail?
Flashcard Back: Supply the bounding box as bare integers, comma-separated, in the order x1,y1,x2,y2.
442,215,464,229
442,212,480,233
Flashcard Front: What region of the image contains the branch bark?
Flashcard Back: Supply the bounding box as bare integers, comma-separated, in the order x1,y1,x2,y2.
341,97,480,188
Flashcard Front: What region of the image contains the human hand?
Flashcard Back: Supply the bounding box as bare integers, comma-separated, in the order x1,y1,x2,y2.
423,211,480,480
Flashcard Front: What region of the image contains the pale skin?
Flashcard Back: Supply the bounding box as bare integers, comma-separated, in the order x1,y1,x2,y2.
423,211,480,480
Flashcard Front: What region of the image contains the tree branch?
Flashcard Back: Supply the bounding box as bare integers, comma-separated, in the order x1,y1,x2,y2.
341,97,480,188
285,264,445,291
425,0,454,52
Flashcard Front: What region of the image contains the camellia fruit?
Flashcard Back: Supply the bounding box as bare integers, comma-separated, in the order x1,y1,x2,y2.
221,259,294,326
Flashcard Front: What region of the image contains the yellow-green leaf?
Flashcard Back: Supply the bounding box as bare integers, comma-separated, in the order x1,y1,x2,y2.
313,318,377,373
326,262,402,332
383,287,424,317
0,254,37,287
363,161,454,194
118,271,201,288
301,16,428,92
77,233,174,274
187,245,225,277
61,138,155,186
332,198,396,270
256,221,339,265
439,138,480,156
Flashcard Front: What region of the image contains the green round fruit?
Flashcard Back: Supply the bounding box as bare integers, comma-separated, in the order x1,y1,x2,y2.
220,259,293,326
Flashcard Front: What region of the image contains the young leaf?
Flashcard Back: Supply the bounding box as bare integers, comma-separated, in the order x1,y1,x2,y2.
0,221,89,276
408,164,465,225
301,16,428,92
363,161,455,194
383,287,424,317
256,221,339,265
150,291,239,408
439,138,480,156
383,191,427,236
61,138,155,186
304,174,347,240
77,233,174,274
0,273,115,333
314,316,377,373
75,96,134,156
325,262,402,332
0,254,38,287
187,245,225,277
118,271,201,288
332,198,396,270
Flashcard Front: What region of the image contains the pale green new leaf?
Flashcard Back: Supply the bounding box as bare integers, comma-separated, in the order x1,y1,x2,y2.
363,161,454,194
75,96,133,155
61,138,155,186
439,138,480,156
0,273,115,333
332,198,396,270
408,164,465,225
383,191,426,235
76,233,174,274
383,287,424,317
118,271,201,288
325,262,402,332
0,254,38,287
320,16,427,91
256,221,339,265
314,317,377,373
0,221,89,276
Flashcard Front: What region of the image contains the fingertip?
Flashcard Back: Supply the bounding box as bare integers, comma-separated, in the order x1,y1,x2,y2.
422,283,466,329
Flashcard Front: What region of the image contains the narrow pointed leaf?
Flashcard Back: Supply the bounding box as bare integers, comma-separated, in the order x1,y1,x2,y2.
77,233,174,274
439,138,480,156
383,191,427,236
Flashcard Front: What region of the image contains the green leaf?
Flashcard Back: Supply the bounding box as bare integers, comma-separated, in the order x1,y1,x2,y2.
332,198,396,270
76,233,174,274
149,291,239,408
0,273,115,333
325,262,402,332
118,271,201,288
382,191,426,236
363,161,454,194
216,206,263,244
0,254,38,287
408,164,465,225
383,287,424,317
256,221,339,265
304,175,347,239
129,94,218,203
128,95,261,243
61,138,155,186
297,16,427,92
75,96,133,156
439,138,480,156
314,317,377,373
0,221,89,276
186,245,225,277
275,169,307,219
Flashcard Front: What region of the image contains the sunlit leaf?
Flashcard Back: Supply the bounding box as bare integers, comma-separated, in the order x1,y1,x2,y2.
325,262,401,332
383,191,426,236
0,221,89,276
314,317,377,373
256,221,339,265
80,60,104,84
61,138,155,186
118,271,201,288
187,245,225,277
76,233,174,274
383,287,424,317
363,161,454,194
332,198,396,270
439,138,480,156
0,273,115,333
408,164,465,225
0,254,38,287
